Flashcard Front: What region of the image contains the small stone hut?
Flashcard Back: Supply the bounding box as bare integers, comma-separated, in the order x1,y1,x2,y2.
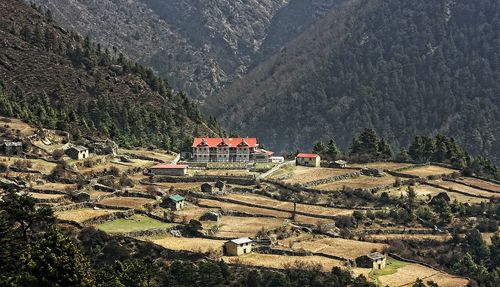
224,237,253,256
355,252,387,269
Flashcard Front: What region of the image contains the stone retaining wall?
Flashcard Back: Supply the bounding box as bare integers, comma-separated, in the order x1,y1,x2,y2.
80,209,135,226
52,202,92,211
443,178,499,194
303,171,360,187
154,175,256,186
423,182,491,199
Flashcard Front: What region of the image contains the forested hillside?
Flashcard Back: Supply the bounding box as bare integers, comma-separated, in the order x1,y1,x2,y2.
29,0,344,100
0,0,218,151
208,0,500,163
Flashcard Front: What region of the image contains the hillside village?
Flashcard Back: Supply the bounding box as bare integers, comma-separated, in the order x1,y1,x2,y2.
1,117,499,286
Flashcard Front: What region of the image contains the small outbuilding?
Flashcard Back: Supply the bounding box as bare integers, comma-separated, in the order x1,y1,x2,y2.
361,168,385,177
149,164,188,176
331,160,348,168
355,252,387,270
224,237,253,256
166,194,185,210
3,141,23,156
295,153,321,167
253,148,274,163
270,156,285,163
200,211,221,222
66,146,89,160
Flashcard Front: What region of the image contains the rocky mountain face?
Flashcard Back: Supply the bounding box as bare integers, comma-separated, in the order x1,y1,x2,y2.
207,0,500,162
30,0,342,100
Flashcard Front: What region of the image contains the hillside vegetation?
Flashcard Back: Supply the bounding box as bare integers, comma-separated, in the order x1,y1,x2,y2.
208,0,500,162
29,0,344,100
0,0,218,150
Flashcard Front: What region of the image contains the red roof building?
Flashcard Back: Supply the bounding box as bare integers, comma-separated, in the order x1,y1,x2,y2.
296,153,321,167
192,137,263,162
296,153,320,158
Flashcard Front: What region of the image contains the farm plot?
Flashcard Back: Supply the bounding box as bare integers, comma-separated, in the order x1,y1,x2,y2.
27,192,67,200
0,117,35,137
98,196,157,210
118,148,176,163
351,162,414,171
55,208,119,223
223,193,356,217
376,259,468,287
0,156,57,174
400,165,457,178
197,198,332,225
95,214,175,233
315,175,396,191
388,185,487,204
173,204,215,223
205,216,285,238
223,253,344,272
280,167,351,185
280,235,388,260
35,182,77,192
454,177,500,193
365,233,452,242
431,180,500,199
139,235,226,253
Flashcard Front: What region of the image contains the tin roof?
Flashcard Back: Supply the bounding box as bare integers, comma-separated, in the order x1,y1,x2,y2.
296,153,320,158
229,237,253,245
192,138,258,148
169,194,185,202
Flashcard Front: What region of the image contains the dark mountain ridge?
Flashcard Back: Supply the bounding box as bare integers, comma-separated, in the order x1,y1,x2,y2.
207,0,500,162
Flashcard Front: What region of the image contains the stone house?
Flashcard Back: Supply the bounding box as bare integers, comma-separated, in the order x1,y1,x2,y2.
3,141,23,156
355,252,387,269
331,160,348,168
149,164,188,176
166,194,185,211
296,153,321,167
224,237,253,256
65,146,89,160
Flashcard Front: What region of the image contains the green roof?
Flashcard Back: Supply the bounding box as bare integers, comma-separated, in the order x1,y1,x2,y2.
169,194,185,202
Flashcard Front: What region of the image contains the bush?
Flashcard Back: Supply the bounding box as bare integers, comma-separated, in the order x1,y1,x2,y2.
52,149,65,160
119,174,134,187
51,160,69,178
416,206,435,221
335,215,354,228
12,159,32,169
0,162,8,172
109,166,120,177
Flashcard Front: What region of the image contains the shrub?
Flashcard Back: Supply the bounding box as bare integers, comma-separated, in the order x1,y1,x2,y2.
0,162,8,172
335,215,354,228
12,159,32,169
119,174,134,187
52,149,65,160
109,166,120,177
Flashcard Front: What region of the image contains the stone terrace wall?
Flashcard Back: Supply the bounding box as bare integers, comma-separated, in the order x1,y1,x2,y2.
303,171,361,187
154,175,256,186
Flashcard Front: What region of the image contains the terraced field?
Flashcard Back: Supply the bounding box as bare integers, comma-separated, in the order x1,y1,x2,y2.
95,214,175,233
280,235,388,260
351,162,414,171
206,216,284,238
27,192,67,200
222,193,356,217
454,177,500,193
55,208,119,223
139,235,226,253
197,198,332,224
315,175,396,191
400,165,457,178
280,167,352,185
431,180,500,199
98,196,157,210
388,185,487,204
118,148,176,163
223,253,344,271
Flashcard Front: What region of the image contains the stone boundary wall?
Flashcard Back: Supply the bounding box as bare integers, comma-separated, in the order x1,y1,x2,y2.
80,209,135,226
303,171,361,187
470,175,500,185
29,187,68,195
385,170,420,179
259,160,295,179
354,228,444,236
154,175,256,186
423,182,491,199
52,202,92,211
94,183,117,192
115,225,179,238
258,247,352,263
121,153,163,163
443,178,499,194
392,163,429,172
33,195,71,203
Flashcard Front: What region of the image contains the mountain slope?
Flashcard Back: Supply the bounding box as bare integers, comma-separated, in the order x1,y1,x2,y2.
207,0,500,162
0,0,217,150
29,0,344,100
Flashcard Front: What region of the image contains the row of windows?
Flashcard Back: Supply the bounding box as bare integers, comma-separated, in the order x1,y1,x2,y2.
196,147,250,151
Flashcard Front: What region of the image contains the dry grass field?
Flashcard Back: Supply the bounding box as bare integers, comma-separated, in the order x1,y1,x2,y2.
351,162,414,171
35,182,77,192
280,235,388,260
0,156,57,174
173,204,215,223
365,233,452,242
95,214,176,233
223,253,344,271
280,167,352,185
207,216,284,238
378,262,468,287
315,175,396,191
27,192,67,200
455,177,500,193
98,197,157,210
87,190,111,200
431,180,500,199
197,198,332,225
139,235,226,253
0,117,35,137
118,148,176,163
223,193,355,217
387,185,487,204
55,208,119,223
400,165,457,177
